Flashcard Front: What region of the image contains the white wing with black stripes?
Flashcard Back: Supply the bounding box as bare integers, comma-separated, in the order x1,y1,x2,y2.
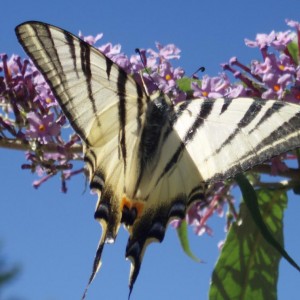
15,21,300,299
171,97,300,182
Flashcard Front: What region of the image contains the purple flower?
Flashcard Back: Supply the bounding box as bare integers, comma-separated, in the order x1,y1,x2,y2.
152,61,184,93
271,30,293,51
98,43,121,57
270,156,288,175
98,43,131,71
285,85,300,103
26,112,60,143
33,173,54,189
253,53,295,77
6,55,22,76
286,19,300,31
245,31,276,50
186,203,213,236
244,30,294,59
171,89,187,103
148,42,181,61
129,52,146,73
262,73,291,99
226,84,248,98
78,32,103,45
192,74,230,99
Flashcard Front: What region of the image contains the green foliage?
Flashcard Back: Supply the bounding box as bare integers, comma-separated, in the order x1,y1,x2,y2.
176,77,199,93
287,40,299,65
176,220,201,262
235,174,300,272
209,185,287,300
0,246,20,291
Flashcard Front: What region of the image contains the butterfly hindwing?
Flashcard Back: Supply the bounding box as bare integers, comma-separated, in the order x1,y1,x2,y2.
124,96,300,290
171,97,300,182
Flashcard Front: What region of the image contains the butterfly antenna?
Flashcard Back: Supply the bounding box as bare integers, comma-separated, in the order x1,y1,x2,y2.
191,66,205,78
139,70,150,97
135,48,173,105
135,48,146,67
135,48,157,97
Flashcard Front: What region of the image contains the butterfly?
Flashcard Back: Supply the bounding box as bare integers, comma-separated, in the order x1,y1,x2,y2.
15,21,300,298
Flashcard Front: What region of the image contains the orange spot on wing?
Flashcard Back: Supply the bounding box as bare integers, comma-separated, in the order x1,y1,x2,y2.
120,195,145,218
132,202,144,217
121,195,132,210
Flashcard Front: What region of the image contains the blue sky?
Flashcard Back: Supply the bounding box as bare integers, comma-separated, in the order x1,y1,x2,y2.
1,0,300,299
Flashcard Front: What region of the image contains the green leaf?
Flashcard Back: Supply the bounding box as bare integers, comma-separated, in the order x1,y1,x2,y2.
176,220,201,262
235,173,300,272
176,77,192,92
176,77,200,93
287,40,299,65
209,184,287,300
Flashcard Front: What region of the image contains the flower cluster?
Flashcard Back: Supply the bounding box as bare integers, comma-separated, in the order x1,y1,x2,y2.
192,19,300,103
1,19,300,238
83,36,186,102
0,53,83,192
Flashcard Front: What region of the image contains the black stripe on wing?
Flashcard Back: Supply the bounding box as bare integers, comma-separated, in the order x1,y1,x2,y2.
212,100,266,156
132,97,170,197
161,99,192,142
138,97,170,167
136,83,146,132
248,101,285,135
84,149,106,192
244,110,300,163
65,32,79,78
117,69,128,170
16,22,103,145
79,39,101,128
105,56,113,79
84,149,97,174
220,98,232,114
16,23,85,142
156,100,214,185
187,185,206,205
209,110,300,183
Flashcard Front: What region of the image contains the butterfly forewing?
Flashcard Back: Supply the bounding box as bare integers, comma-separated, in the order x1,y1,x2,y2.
16,22,148,147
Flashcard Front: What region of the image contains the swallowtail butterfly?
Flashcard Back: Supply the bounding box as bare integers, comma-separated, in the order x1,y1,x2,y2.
15,21,300,298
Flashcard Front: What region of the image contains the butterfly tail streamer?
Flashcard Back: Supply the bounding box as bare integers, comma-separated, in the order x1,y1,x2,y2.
81,225,108,300
127,259,140,300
